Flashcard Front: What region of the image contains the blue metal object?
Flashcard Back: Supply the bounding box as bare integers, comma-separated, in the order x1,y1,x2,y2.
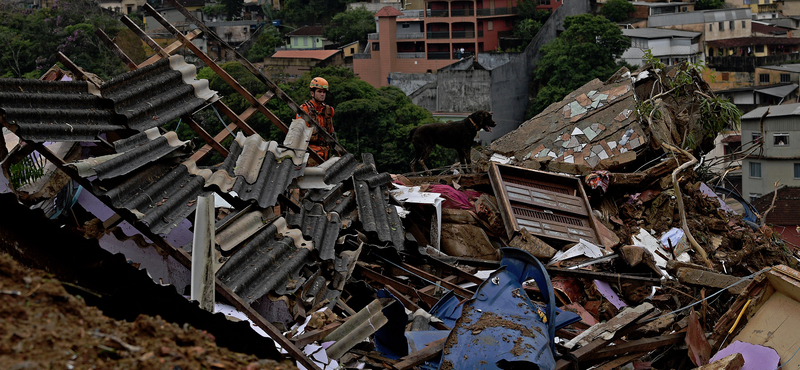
712,186,758,223
437,248,558,369
374,289,411,359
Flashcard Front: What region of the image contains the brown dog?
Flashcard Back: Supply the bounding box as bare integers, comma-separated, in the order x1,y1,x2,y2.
408,110,496,173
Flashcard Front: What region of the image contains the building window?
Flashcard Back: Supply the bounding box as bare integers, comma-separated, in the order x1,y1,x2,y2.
488,21,493,31
709,23,713,31
756,45,764,53
742,20,746,28
749,193,762,201
402,23,410,28
719,21,724,31
730,21,735,30
127,5,132,13
774,133,789,145
373,43,380,51
795,163,800,178
303,38,308,46
753,133,763,144
722,72,729,81
750,162,762,178
781,73,791,83
760,74,770,83
350,47,355,53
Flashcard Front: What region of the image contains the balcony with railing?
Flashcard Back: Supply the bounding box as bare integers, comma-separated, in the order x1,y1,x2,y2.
398,52,426,58
428,51,452,59
397,32,425,39
476,7,517,16
452,30,475,38
450,8,475,16
427,31,451,39
426,9,450,17
368,33,379,40
354,53,372,59
399,10,425,18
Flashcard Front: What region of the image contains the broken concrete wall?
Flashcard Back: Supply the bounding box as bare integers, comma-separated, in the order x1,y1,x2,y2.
486,0,592,142
436,69,492,113
389,72,437,96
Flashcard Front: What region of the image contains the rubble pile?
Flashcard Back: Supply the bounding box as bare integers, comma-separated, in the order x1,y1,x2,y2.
2,45,799,369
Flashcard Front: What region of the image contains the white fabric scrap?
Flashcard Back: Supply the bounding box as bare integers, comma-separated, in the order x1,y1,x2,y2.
490,153,513,164
548,239,609,266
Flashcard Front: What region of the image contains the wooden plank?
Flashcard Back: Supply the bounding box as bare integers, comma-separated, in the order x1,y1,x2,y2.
95,28,137,70
428,255,485,285
290,321,341,348
392,337,447,370
139,29,203,68
588,332,684,360
120,15,168,58
384,285,449,331
546,267,662,284
594,352,648,370
400,263,474,299
356,264,438,308
184,117,229,158
419,275,458,295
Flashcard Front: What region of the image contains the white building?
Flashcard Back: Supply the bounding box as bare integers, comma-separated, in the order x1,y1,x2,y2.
620,28,702,67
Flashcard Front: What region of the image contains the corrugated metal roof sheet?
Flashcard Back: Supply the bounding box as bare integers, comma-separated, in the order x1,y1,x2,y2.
0,78,122,142
100,55,217,132
353,153,406,250
742,103,800,120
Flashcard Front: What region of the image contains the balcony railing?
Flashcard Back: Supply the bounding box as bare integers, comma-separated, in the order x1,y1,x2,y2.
452,30,475,38
450,9,475,16
476,7,517,16
398,52,426,58
428,51,451,59
427,31,450,39
707,53,800,72
426,9,449,17
397,32,425,39
400,10,425,18
368,32,379,40
353,53,372,59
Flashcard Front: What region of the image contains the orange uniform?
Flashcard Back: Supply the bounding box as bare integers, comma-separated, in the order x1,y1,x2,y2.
297,100,335,161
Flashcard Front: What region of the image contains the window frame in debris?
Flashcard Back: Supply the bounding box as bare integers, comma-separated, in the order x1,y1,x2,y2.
750,162,762,178
773,133,789,146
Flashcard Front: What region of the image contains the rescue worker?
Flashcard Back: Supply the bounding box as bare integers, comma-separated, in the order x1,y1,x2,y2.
297,77,335,165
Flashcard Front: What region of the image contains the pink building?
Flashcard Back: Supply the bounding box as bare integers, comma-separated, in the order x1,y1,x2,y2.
354,2,518,88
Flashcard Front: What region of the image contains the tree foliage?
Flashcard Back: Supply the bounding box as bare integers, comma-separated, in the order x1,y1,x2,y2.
600,0,635,22
512,10,550,46
529,14,630,116
694,0,725,10
195,64,445,173
221,0,244,21
0,0,129,79
323,8,375,45
276,0,346,26
246,25,283,62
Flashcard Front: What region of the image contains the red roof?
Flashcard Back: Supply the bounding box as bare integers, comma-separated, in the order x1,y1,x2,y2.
271,50,340,60
752,22,790,35
286,25,325,36
706,37,800,48
375,6,404,17
721,135,741,143
751,186,800,226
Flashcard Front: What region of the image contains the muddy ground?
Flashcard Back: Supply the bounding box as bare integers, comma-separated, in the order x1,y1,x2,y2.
0,251,296,370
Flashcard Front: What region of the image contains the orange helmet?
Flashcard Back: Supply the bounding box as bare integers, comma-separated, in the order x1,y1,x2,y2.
310,77,329,91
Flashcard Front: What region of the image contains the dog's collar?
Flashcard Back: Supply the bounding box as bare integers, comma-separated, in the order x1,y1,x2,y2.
469,117,480,131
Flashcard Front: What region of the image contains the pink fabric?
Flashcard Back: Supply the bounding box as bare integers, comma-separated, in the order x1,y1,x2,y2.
426,184,481,209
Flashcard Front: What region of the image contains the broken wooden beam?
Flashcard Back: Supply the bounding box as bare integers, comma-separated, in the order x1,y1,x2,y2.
676,268,751,294
290,321,342,348
546,267,662,284
355,264,439,308
400,262,475,299
392,337,447,370
384,285,450,331
587,332,685,360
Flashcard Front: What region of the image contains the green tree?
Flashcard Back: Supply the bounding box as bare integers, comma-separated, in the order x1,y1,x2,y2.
694,0,724,10
600,0,635,22
201,4,226,19
276,0,346,26
222,0,244,21
246,25,283,62
530,14,630,116
323,8,375,45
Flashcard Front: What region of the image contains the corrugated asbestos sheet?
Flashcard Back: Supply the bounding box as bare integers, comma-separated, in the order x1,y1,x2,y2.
216,218,315,304
287,200,342,261
353,153,405,251
100,55,217,132
0,78,122,142
70,128,192,180
94,160,210,235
